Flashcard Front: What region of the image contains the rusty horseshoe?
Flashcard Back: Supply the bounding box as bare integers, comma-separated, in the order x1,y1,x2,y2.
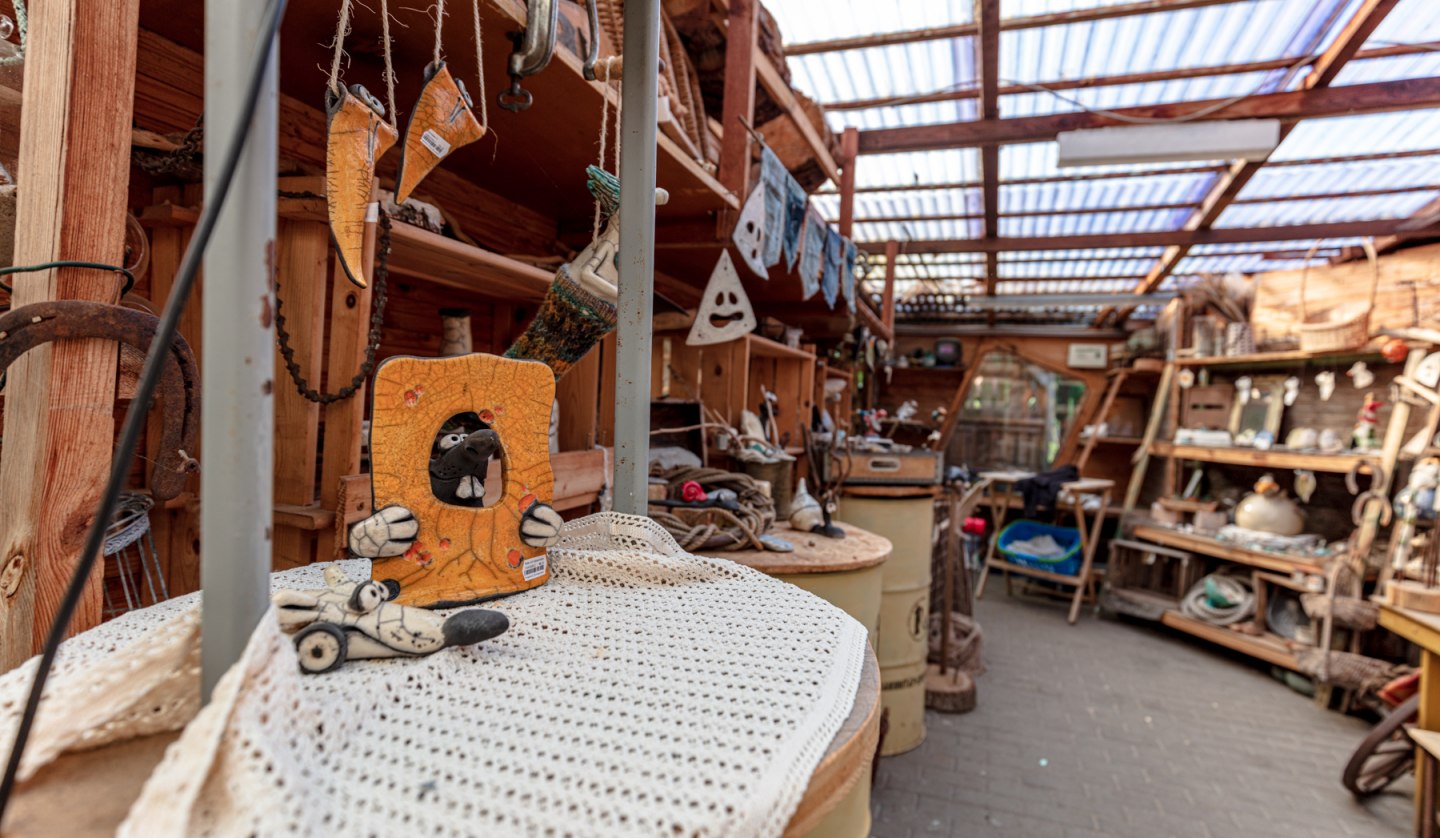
0,301,199,500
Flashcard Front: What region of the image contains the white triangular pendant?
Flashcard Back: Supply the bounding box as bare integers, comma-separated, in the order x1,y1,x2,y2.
1417,351,1440,389
687,251,757,346
731,185,769,279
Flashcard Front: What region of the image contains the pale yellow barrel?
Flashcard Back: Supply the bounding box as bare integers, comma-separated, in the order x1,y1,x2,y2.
798,767,871,838
774,564,883,641
838,488,935,756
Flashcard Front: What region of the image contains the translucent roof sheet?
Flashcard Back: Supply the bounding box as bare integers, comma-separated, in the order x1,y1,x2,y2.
768,0,1440,322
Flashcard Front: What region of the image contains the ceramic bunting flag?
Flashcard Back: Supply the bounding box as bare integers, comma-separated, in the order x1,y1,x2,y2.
687,251,757,346
731,185,769,279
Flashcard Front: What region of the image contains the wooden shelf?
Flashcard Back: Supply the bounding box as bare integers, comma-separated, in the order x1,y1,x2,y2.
1084,435,1144,446
1152,441,1375,473
387,222,555,303
1160,610,1301,670
1132,524,1326,575
747,333,818,362
1173,347,1383,369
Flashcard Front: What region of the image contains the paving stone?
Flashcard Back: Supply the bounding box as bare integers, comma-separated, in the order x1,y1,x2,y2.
868,593,1411,837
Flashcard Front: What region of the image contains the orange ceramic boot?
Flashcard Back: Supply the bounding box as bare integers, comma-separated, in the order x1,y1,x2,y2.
394,62,486,204
325,84,398,289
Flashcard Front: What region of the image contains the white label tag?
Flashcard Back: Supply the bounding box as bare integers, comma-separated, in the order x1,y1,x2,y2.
364,201,379,222
522,555,547,582
420,129,451,158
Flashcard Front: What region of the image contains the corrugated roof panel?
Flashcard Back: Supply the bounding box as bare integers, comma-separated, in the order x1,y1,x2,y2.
999,208,1191,237
1000,172,1209,213
998,258,1154,278
1214,192,1436,227
1001,247,1166,260
1270,110,1440,160
1188,239,1364,254
1175,254,1328,274
769,0,973,69
851,150,981,188
1242,157,1440,199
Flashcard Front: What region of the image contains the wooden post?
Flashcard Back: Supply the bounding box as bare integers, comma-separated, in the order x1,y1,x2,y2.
318,182,379,555
837,127,859,239
0,0,142,668
882,239,898,333
716,0,758,203
272,220,331,568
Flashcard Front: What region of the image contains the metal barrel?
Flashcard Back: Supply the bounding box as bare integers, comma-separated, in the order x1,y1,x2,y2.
838,491,935,756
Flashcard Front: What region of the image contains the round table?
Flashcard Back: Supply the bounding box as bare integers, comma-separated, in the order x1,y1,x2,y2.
713,521,890,837
719,521,892,641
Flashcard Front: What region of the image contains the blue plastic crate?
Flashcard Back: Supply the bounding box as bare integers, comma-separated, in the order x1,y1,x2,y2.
997,520,1084,577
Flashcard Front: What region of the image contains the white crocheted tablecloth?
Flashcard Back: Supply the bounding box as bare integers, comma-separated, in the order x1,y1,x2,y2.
0,513,867,837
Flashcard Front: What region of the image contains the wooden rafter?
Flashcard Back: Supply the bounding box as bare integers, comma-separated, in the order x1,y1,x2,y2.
1101,0,1402,326
786,0,1249,56
755,52,840,185
975,0,1000,301
857,75,1440,154
838,184,1440,225
821,147,1440,195
827,41,1440,111
860,220,1428,253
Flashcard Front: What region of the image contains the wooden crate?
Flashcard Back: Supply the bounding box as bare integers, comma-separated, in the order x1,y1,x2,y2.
843,450,943,486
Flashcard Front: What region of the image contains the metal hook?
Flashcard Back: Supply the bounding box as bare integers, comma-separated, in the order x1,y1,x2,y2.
581,0,600,81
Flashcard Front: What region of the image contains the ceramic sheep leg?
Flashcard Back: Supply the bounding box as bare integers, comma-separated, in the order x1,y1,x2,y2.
274,567,509,673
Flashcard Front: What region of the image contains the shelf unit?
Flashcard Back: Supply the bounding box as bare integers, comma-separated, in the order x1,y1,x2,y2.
1150,441,1377,474
1131,524,1327,576
1160,610,1301,670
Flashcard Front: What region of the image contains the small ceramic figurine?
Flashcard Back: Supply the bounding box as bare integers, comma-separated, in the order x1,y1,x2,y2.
1235,376,1253,405
274,566,510,674
789,478,824,532
1234,474,1305,536
1293,469,1317,504
1352,392,1382,450
1347,361,1375,389
1283,376,1301,406
1315,370,1336,401
1319,428,1346,453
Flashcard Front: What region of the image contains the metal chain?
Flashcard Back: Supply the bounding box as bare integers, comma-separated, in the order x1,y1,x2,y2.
274,209,391,404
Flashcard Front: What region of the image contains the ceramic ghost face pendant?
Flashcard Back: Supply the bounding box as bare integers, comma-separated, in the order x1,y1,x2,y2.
731,186,769,278
1315,371,1336,401
688,251,756,346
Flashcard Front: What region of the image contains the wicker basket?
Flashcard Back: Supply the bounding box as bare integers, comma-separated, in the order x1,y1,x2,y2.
1296,239,1377,353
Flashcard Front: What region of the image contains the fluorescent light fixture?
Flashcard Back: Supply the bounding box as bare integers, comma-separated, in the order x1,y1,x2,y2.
1056,119,1281,168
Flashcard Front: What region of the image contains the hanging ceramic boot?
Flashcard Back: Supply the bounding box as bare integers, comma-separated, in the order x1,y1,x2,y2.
326,83,398,289
395,64,485,203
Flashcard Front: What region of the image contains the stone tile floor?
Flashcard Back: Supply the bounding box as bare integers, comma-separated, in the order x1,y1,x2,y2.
870,591,1414,837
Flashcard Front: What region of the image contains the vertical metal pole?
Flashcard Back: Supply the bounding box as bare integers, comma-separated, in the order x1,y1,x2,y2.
201,0,278,699
612,0,661,515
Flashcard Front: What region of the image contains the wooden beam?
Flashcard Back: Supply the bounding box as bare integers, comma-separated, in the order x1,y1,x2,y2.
1306,0,1403,89
842,185,1440,225
826,147,1440,194
716,0,759,202
1104,0,1402,326
837,127,859,239
856,76,1440,154
0,0,142,668
786,0,1247,55
882,240,898,334
975,0,1000,301
860,220,1425,253
754,52,839,185
825,41,1439,111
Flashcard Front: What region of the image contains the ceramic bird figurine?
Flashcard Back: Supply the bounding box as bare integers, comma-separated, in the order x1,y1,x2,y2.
1293,469,1317,504
790,478,824,532
1234,474,1305,536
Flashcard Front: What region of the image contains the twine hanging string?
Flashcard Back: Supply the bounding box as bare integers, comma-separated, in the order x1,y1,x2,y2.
471,0,488,130
592,56,622,241
327,0,355,97
379,0,398,129
433,0,446,67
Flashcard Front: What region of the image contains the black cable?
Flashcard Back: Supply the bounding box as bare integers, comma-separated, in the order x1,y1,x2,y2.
0,261,135,297
0,0,288,819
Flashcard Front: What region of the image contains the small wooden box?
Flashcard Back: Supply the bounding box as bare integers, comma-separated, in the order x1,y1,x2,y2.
844,451,943,486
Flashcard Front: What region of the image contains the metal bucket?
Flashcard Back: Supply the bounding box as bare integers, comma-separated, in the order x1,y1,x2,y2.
739,459,795,518
838,492,934,755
